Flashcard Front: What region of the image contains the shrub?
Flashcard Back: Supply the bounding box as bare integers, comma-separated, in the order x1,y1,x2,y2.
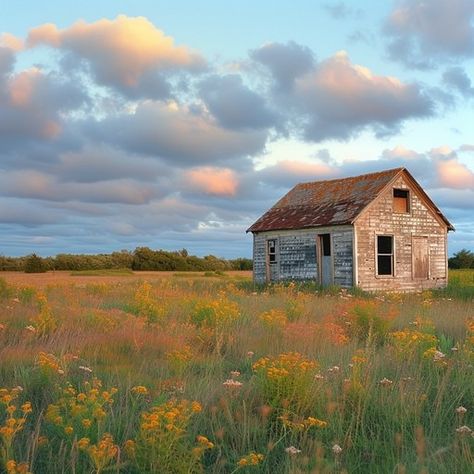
24,254,48,273
252,352,318,411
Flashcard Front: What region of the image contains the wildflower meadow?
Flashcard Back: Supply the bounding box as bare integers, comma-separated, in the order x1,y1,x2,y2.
0,271,473,473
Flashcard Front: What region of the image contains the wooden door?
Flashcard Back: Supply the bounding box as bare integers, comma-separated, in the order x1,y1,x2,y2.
412,236,429,279
319,234,333,286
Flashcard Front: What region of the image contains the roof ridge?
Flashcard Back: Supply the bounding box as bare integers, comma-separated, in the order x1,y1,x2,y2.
297,167,404,186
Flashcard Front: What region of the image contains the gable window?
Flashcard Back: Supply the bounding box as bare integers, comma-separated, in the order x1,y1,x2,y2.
393,188,409,213
267,239,277,264
377,235,393,276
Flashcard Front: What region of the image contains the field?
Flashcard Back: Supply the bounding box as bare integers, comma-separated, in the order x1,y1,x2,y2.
0,271,473,473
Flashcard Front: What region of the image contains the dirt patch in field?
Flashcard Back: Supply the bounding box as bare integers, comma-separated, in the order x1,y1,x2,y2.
0,270,252,288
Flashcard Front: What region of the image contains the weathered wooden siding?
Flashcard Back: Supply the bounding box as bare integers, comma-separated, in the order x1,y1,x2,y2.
252,227,353,287
354,175,448,291
333,230,354,287
253,234,266,283
279,234,317,280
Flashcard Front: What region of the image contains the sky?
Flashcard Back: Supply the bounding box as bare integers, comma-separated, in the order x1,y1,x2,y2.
0,0,473,258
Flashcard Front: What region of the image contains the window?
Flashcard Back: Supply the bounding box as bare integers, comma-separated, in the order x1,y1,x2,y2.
377,235,393,276
267,239,277,264
321,234,331,256
393,188,409,213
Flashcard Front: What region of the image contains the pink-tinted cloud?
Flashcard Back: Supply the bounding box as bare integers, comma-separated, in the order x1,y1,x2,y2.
0,67,85,140
0,33,23,52
382,145,423,160
436,157,474,189
186,167,239,196
27,16,205,93
294,51,432,140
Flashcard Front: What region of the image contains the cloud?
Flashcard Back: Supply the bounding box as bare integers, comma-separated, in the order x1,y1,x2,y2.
459,144,474,152
250,41,315,92
0,199,61,226
185,167,239,196
250,45,434,141
0,170,157,204
293,51,433,140
0,46,15,77
199,74,278,130
0,67,87,142
0,33,23,52
88,101,267,166
322,2,363,19
429,146,474,189
55,145,167,183
384,0,474,68
442,66,474,97
381,144,423,160
27,15,206,97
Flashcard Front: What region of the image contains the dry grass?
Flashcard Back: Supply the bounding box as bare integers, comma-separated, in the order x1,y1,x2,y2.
0,270,252,288
0,273,472,473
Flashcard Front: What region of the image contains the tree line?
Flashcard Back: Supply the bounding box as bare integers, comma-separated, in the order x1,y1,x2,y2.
0,248,253,273
448,249,474,269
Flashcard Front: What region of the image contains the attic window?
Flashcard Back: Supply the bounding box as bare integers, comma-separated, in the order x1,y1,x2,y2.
267,239,277,264
377,235,393,276
393,188,409,213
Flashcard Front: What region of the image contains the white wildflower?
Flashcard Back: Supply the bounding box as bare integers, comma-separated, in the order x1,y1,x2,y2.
332,444,343,454
222,379,243,388
285,446,301,455
456,425,472,435
379,377,393,387
78,365,93,373
230,370,241,378
433,350,445,362
455,406,467,414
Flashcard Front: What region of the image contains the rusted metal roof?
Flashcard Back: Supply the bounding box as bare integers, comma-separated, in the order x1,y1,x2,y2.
247,168,404,233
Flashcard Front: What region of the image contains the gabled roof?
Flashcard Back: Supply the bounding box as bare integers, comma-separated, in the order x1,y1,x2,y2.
247,167,454,233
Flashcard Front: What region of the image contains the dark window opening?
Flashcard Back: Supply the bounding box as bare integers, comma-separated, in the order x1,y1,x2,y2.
393,188,409,213
377,235,393,276
267,239,277,264
321,234,331,256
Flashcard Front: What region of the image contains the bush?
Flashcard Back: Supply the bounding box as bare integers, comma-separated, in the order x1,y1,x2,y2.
24,254,48,273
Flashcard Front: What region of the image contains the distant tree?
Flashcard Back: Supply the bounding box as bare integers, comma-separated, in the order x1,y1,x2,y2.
448,249,474,269
231,258,253,270
110,250,133,269
0,255,22,271
24,254,48,273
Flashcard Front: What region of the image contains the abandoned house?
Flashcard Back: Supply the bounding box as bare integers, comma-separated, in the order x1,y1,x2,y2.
247,168,454,291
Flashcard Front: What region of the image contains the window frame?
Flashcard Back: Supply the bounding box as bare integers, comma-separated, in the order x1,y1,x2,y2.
393,188,410,214
267,239,277,265
375,234,395,277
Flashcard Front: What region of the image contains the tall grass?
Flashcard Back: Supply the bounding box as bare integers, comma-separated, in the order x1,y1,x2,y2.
0,276,472,473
